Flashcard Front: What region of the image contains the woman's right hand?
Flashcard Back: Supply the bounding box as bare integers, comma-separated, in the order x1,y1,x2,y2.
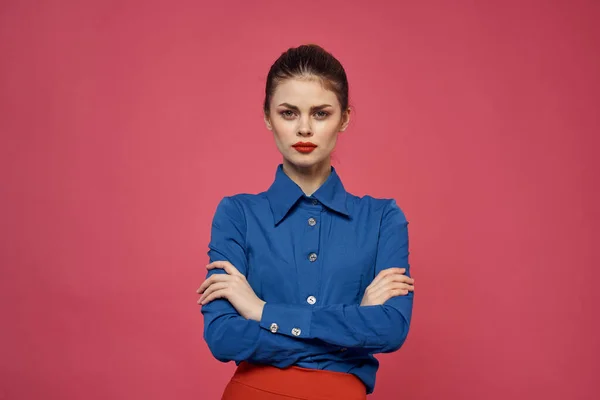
360,267,414,306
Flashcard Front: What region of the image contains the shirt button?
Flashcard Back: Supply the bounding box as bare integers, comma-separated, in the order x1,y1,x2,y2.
307,295,316,305
291,327,302,336
308,217,317,226
339,347,347,352
308,252,318,262
269,323,279,333
312,199,319,205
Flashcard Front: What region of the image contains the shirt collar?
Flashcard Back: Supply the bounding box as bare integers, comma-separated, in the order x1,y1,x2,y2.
266,164,350,225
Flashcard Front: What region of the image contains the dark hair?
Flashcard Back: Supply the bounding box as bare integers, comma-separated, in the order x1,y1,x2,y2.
263,44,349,116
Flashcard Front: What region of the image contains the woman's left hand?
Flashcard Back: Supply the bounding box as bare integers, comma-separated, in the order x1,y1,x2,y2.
196,260,266,322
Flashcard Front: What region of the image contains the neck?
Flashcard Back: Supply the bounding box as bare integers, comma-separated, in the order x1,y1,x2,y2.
282,158,332,196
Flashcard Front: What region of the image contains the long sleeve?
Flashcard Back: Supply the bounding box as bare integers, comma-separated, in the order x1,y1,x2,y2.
200,196,340,365
259,199,413,354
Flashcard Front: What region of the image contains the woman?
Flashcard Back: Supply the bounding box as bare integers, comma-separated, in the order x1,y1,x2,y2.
197,44,415,399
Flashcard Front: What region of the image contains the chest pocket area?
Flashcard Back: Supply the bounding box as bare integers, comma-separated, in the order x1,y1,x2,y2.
322,241,376,304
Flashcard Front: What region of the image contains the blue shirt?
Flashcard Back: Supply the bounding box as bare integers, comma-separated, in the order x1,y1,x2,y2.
201,164,413,394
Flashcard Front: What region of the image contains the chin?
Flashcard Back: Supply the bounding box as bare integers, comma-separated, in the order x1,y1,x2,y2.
285,154,327,170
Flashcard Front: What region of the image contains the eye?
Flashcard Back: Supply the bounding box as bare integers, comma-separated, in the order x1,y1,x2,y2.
279,110,296,119
314,111,330,119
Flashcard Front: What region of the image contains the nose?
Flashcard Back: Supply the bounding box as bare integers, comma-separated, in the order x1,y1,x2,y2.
297,129,312,137
297,116,313,137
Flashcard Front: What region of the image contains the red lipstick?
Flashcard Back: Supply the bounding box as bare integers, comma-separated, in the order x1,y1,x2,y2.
292,141,317,154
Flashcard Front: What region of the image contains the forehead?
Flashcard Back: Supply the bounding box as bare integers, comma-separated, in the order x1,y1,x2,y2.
271,77,339,108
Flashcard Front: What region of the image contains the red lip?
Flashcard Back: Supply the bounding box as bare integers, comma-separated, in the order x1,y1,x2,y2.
292,142,317,154
293,142,317,147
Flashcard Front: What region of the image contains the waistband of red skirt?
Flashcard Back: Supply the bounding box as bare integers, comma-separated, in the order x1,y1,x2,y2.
230,361,366,399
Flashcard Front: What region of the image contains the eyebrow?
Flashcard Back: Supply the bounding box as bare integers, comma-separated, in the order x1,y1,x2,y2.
277,103,333,111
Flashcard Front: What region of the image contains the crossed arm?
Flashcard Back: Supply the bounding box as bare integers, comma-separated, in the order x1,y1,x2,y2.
198,197,414,365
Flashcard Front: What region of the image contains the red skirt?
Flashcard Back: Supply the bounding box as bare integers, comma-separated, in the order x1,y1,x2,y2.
221,361,367,400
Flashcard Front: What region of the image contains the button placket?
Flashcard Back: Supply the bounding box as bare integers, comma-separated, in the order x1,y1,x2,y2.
301,198,322,314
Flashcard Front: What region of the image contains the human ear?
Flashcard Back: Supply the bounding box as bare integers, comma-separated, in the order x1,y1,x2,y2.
264,113,273,131
339,108,351,132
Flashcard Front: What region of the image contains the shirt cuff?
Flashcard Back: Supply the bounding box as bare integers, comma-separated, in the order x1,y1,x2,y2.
259,303,312,339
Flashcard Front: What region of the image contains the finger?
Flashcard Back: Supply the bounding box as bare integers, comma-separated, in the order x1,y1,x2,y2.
366,287,409,306
201,288,229,305
378,274,414,286
384,282,414,292
399,283,414,291
199,281,229,302
393,276,415,285
385,288,409,302
366,277,388,295
207,261,243,277
370,282,412,302
377,267,406,277
196,278,214,293
197,276,218,294
198,274,237,293
368,273,412,294
368,268,402,287
368,268,408,290
206,260,232,271
198,282,229,303
197,274,234,294
197,279,210,294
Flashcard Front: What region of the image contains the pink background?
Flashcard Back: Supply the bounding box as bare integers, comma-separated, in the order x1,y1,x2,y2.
1,1,598,399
